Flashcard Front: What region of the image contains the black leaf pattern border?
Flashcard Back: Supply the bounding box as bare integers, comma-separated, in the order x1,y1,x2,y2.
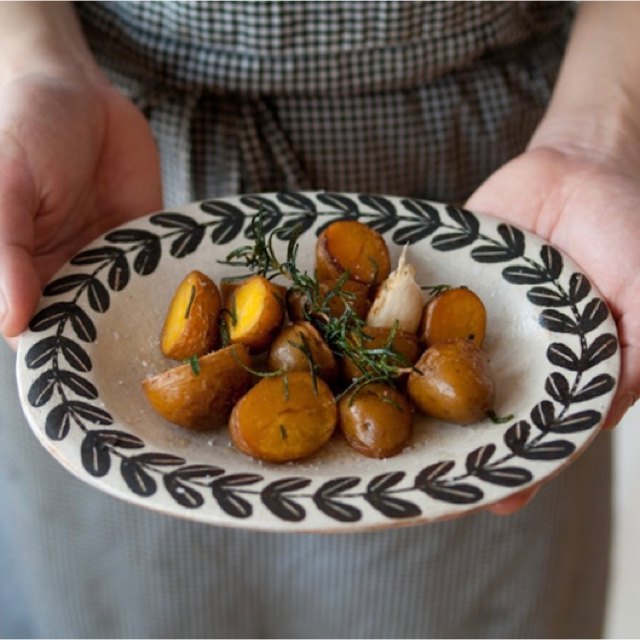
19,192,619,529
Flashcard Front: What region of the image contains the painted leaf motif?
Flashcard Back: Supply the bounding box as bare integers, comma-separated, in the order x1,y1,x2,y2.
81,430,112,477
275,213,317,240
573,374,616,402
276,192,317,211
466,444,496,472
170,226,205,258
422,482,483,505
585,334,618,369
393,198,440,244
59,337,92,372
415,461,455,486
538,309,578,334
545,372,571,404
69,400,113,425
547,342,581,371
45,404,72,441
363,472,421,519
517,440,575,461
121,458,157,497
86,278,110,313
211,474,263,519
313,477,362,523
504,421,531,453
164,476,205,509
149,212,199,229
358,194,397,233
502,265,550,285
133,239,161,276
43,274,90,296
552,410,601,434
106,229,159,244
316,192,359,215
201,200,245,244
28,370,57,407
58,370,98,400
471,224,525,263
25,337,59,369
568,273,591,303
475,466,532,487
580,299,609,333
108,253,130,292
71,246,123,266
531,400,556,432
527,287,570,308
540,245,563,279
261,477,311,522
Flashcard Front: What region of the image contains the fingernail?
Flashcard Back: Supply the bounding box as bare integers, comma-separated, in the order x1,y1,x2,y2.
604,392,637,430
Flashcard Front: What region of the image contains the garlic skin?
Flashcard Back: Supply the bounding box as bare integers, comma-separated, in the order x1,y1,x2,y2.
366,245,424,333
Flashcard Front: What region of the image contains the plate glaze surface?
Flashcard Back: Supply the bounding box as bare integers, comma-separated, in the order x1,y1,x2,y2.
17,193,619,531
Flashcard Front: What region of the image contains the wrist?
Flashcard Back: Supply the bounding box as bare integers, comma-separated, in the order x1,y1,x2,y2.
0,2,104,86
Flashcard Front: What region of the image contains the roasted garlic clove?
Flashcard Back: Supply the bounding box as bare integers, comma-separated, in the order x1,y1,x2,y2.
366,246,424,334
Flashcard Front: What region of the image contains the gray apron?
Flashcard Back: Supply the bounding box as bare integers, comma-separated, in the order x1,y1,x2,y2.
0,3,612,637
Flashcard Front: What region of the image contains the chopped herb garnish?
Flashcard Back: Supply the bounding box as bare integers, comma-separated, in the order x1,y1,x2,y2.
488,410,514,424
185,355,200,376
184,285,196,319
280,424,288,440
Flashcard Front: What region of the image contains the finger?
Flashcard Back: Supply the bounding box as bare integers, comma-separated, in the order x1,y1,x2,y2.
602,341,640,429
487,485,540,516
0,139,41,340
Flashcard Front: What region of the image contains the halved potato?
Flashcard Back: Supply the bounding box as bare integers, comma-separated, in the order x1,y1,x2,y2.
142,345,253,430
420,287,486,347
161,270,221,360
316,220,391,288
229,371,337,463
223,275,284,352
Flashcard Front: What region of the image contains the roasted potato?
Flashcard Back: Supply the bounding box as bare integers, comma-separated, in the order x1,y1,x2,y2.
407,339,495,425
338,383,413,458
420,287,486,348
268,321,339,383
142,345,253,430
287,278,371,322
229,371,337,463
316,220,391,288
161,270,221,360
341,326,421,382
223,275,285,352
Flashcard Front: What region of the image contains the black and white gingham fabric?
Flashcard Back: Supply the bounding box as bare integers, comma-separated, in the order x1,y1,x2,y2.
75,1,574,206
0,3,613,639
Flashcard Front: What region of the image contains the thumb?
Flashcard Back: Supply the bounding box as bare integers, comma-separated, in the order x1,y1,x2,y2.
0,145,42,345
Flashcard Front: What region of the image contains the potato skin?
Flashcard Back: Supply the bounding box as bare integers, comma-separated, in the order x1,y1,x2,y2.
420,287,486,348
142,345,253,430
229,371,337,463
339,383,413,458
407,339,495,425
341,326,421,382
268,321,339,383
316,220,391,287
161,270,221,360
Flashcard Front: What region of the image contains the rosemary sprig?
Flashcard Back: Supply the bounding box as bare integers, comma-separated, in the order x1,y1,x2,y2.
223,207,416,399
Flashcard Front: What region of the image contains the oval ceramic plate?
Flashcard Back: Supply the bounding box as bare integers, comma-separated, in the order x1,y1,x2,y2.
17,192,619,532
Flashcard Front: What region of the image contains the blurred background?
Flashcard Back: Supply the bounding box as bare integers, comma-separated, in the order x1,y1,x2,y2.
604,402,640,638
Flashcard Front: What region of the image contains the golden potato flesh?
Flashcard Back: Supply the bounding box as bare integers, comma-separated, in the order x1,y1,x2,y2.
338,383,413,458
229,371,337,463
142,345,253,430
161,270,221,360
223,275,284,352
420,287,487,348
407,339,495,425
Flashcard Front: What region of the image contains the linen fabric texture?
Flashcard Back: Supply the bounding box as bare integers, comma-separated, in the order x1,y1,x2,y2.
0,2,612,638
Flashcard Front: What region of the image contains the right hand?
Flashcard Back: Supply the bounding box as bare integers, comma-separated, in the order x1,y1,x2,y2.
0,67,163,346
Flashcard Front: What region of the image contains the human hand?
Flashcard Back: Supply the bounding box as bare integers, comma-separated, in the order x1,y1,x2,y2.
0,68,162,346
466,141,640,515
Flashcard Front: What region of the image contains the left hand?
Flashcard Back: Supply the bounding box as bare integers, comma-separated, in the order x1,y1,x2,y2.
466,142,640,515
